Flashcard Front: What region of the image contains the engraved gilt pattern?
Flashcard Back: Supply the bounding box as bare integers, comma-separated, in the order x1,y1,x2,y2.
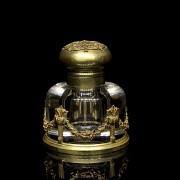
63,40,106,51
70,169,107,180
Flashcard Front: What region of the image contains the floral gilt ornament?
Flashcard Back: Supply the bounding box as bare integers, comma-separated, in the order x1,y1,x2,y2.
43,104,129,142
105,105,120,124
54,106,68,125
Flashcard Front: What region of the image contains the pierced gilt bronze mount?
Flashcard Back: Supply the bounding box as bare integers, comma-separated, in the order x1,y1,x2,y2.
43,40,129,155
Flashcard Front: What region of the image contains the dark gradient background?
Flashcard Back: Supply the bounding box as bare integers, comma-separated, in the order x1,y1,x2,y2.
26,28,154,179
4,3,171,179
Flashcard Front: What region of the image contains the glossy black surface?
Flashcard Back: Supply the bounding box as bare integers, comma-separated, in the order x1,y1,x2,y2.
42,146,129,180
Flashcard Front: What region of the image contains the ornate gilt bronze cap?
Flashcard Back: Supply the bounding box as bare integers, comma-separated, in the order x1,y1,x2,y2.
43,40,129,156
59,40,112,69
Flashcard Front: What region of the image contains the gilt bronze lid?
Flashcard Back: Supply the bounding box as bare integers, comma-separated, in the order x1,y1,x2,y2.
59,40,112,68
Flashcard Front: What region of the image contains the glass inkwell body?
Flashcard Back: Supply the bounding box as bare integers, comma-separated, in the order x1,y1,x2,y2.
43,40,129,155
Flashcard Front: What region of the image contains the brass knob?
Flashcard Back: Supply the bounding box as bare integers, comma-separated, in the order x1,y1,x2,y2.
59,40,112,69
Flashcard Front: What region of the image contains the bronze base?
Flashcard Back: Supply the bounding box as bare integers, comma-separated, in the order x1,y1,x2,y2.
43,132,129,156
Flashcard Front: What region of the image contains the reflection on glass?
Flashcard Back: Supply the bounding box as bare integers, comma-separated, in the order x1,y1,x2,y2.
45,82,127,143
